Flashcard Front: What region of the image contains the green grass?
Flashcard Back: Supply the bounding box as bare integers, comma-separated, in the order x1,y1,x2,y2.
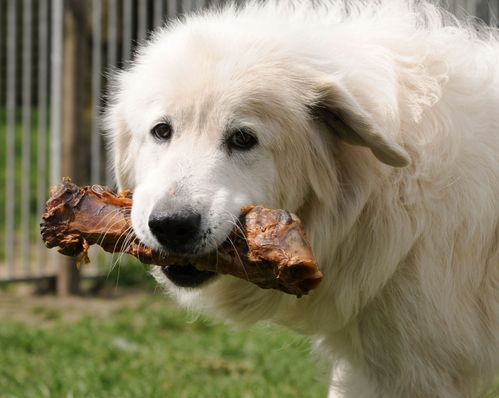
0,294,329,398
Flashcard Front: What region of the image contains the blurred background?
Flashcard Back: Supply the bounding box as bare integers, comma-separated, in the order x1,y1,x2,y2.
0,1,498,397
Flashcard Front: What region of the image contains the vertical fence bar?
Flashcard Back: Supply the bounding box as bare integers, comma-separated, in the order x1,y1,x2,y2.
167,0,178,17
107,0,119,186
448,0,456,13
0,0,2,104
154,0,164,27
194,0,206,10
0,1,3,275
138,0,148,43
91,0,102,184
108,0,119,69
5,0,17,277
50,0,63,186
37,0,49,275
122,0,133,62
464,0,470,13
182,0,194,13
91,0,103,274
0,0,2,117
490,0,498,25
21,0,33,274
0,0,3,265
50,0,64,285
470,0,478,14
467,0,478,14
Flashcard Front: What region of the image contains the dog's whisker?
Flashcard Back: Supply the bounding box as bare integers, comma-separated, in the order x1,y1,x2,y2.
92,208,126,230
94,215,123,249
96,210,131,248
226,235,249,281
208,235,220,274
106,225,135,280
113,227,136,269
220,209,250,248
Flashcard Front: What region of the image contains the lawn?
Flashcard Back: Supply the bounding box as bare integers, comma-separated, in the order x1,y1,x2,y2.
0,288,329,398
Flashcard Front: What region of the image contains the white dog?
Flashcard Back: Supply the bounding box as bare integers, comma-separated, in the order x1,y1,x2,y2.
106,1,499,396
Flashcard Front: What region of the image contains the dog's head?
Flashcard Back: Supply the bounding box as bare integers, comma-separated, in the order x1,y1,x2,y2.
106,11,409,323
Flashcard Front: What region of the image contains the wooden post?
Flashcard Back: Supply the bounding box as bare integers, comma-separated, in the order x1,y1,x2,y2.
57,0,91,296
56,0,78,296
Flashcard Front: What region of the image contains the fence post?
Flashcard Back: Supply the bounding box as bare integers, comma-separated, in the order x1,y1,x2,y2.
56,0,92,295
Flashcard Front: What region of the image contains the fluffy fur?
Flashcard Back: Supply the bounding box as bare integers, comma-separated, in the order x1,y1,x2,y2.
105,1,499,397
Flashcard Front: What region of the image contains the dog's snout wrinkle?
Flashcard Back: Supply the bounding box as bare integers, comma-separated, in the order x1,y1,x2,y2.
148,209,201,249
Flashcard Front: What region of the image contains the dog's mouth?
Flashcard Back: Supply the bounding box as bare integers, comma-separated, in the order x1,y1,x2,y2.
156,226,231,288
160,263,217,288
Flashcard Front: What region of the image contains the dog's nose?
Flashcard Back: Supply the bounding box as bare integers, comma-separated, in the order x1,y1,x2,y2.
148,210,201,250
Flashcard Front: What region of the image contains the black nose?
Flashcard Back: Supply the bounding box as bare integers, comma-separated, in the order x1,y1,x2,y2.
148,210,201,250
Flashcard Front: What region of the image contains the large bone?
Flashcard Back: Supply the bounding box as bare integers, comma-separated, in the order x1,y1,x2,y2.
40,178,322,297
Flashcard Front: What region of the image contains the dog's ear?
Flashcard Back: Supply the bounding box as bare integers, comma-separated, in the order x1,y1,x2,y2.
312,79,410,167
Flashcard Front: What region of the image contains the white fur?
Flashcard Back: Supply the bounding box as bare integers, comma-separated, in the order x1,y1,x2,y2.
106,1,499,397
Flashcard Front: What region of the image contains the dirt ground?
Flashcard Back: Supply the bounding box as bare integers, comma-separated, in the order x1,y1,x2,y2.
0,285,165,325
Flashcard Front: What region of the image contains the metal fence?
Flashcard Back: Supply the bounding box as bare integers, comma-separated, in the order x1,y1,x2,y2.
0,0,498,291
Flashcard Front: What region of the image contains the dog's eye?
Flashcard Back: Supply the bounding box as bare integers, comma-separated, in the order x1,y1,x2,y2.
227,128,258,151
151,122,173,141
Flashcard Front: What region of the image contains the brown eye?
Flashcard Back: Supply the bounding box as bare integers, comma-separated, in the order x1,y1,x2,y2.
227,128,258,151
151,122,173,141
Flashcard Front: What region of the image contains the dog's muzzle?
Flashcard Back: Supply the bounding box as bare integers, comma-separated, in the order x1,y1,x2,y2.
148,200,217,287
148,202,201,253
